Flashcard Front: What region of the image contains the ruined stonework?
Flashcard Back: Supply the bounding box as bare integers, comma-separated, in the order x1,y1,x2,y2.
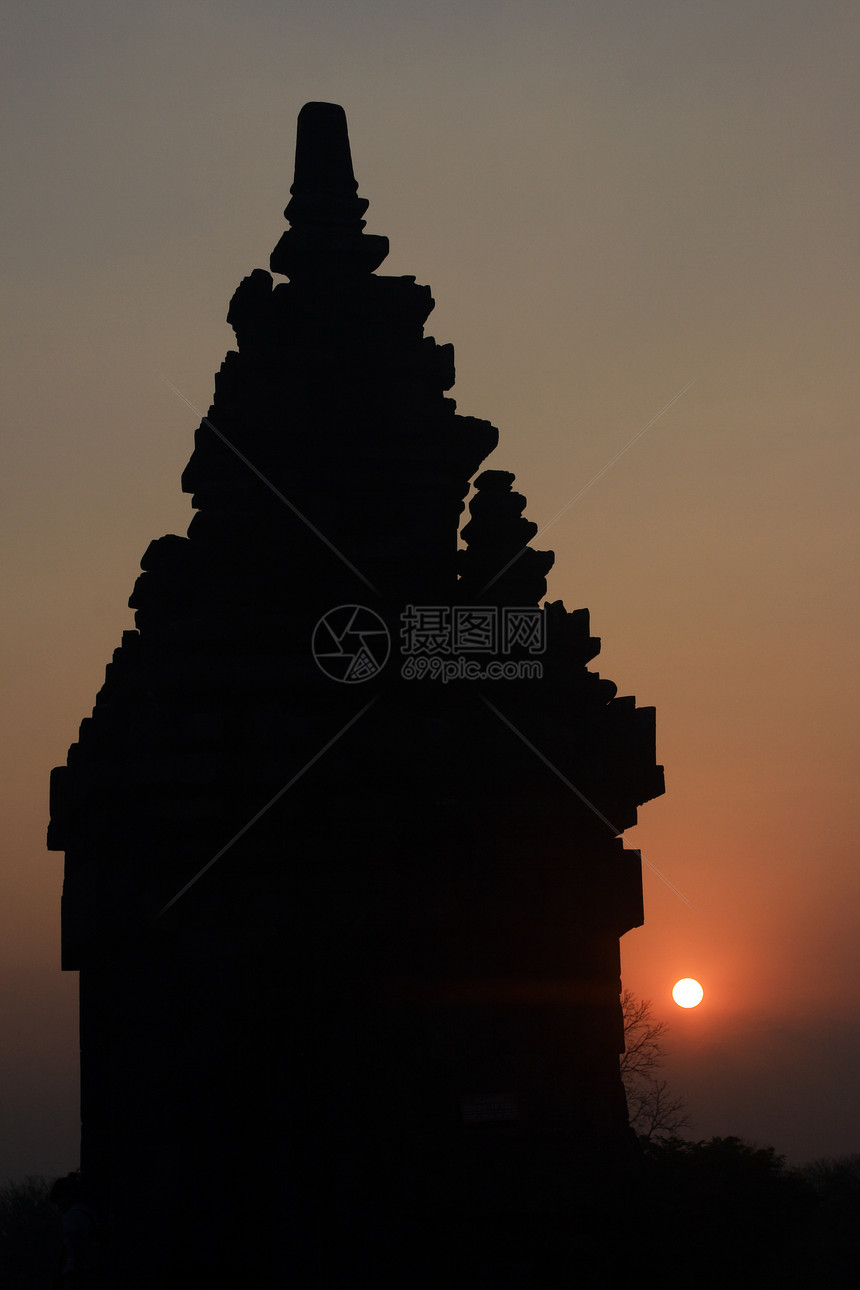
49,103,664,1288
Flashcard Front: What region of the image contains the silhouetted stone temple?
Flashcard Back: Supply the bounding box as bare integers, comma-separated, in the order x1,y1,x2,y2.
49,103,664,1288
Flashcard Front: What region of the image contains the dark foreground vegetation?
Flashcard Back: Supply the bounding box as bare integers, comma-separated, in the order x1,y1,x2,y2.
2,1143,858,1288
0,1177,61,1289
617,1138,860,1288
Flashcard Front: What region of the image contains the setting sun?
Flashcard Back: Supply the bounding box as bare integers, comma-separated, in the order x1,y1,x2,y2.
672,978,704,1009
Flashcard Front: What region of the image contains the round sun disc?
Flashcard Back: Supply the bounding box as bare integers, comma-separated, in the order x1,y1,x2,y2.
672,978,704,1008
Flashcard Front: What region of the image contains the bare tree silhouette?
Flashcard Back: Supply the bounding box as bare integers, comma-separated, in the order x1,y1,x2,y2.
620,990,691,1140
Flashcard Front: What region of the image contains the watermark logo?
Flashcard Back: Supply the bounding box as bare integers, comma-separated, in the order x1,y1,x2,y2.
400,656,542,682
400,605,545,681
401,605,545,657
312,604,545,683
311,605,391,683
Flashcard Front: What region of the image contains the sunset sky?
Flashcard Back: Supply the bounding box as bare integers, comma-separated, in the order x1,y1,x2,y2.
2,0,857,1178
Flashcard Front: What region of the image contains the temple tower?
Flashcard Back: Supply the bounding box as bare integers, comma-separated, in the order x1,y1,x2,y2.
50,103,664,1287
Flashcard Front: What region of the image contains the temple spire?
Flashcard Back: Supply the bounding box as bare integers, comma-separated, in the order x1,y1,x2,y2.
270,102,389,279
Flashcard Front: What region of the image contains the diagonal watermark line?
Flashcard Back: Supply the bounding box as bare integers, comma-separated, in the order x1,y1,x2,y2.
532,378,698,543
481,694,694,909
480,378,698,594
163,378,379,595
157,695,380,917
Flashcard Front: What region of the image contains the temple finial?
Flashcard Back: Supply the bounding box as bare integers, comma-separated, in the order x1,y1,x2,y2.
270,102,389,279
